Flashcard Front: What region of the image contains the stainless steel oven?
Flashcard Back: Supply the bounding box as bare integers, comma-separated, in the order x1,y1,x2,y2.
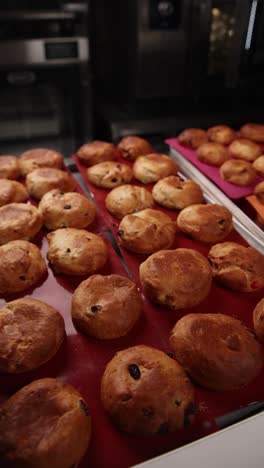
90,0,264,101
90,0,264,140
0,2,92,156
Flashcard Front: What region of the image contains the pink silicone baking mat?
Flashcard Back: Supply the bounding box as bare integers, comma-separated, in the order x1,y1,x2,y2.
165,138,264,200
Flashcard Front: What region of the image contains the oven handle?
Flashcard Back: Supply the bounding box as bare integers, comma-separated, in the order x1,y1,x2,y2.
225,0,252,88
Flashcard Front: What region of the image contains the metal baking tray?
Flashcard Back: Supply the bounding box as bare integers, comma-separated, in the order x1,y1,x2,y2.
71,153,264,466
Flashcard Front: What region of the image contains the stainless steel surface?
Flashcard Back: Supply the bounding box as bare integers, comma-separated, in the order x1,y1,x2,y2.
133,411,264,467
0,37,89,65
0,10,75,20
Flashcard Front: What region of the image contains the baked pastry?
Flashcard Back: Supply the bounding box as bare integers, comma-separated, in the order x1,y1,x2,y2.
47,228,108,276
0,298,64,373
139,248,212,310
253,298,264,344
101,345,194,435
196,143,229,166
177,128,208,149
72,274,142,339
228,138,262,162
0,240,47,294
0,378,91,468
177,204,233,243
252,155,264,176
220,159,256,186
19,148,64,176
133,153,178,184
152,176,204,210
77,140,117,166
0,179,28,207
254,181,264,204
170,313,263,391
39,189,96,230
240,123,264,143
0,202,43,245
0,155,20,179
118,208,176,254
105,184,153,219
87,161,133,189
208,242,264,292
117,136,154,162
207,125,236,145
26,167,75,200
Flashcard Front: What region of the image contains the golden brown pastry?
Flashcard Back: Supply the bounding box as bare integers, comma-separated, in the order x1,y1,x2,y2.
208,242,264,292
72,274,142,339
220,159,256,186
254,181,264,204
0,202,43,245
87,161,133,189
177,204,233,243
26,167,75,200
177,128,208,149
228,138,262,162
105,184,154,219
196,143,229,166
0,155,20,179
0,240,47,294
101,345,195,435
253,298,264,344
0,378,92,468
19,148,64,176
0,179,28,207
140,248,212,310
240,123,264,143
118,208,175,254
0,298,64,373
207,125,236,145
39,189,96,230
170,313,263,391
133,153,178,184
76,140,117,166
47,228,108,276
252,155,264,176
152,176,204,210
117,136,154,162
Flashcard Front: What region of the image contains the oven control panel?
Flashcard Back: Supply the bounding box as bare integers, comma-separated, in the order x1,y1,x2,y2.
149,0,181,30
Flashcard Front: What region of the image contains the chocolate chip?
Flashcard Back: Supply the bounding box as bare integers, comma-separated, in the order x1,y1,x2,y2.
184,401,195,427
175,399,182,406
116,164,122,169
117,230,124,237
64,204,72,210
226,333,240,351
79,399,89,416
90,304,102,313
19,275,26,281
142,407,154,418
167,352,174,359
218,219,226,226
66,248,71,253
111,178,117,183
158,422,169,434
128,363,141,380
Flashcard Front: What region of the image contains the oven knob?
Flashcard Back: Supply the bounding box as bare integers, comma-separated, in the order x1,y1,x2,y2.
157,1,175,17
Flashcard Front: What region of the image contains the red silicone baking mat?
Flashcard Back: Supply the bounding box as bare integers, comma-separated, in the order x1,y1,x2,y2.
72,151,264,462
166,138,264,200
0,174,196,468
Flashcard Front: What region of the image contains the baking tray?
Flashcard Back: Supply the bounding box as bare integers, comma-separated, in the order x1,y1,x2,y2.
166,138,264,200
71,153,264,465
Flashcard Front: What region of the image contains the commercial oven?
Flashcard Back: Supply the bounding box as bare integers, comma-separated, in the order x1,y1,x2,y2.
0,1,92,156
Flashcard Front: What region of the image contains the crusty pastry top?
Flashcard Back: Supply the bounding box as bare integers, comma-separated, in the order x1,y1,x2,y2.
19,148,63,176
